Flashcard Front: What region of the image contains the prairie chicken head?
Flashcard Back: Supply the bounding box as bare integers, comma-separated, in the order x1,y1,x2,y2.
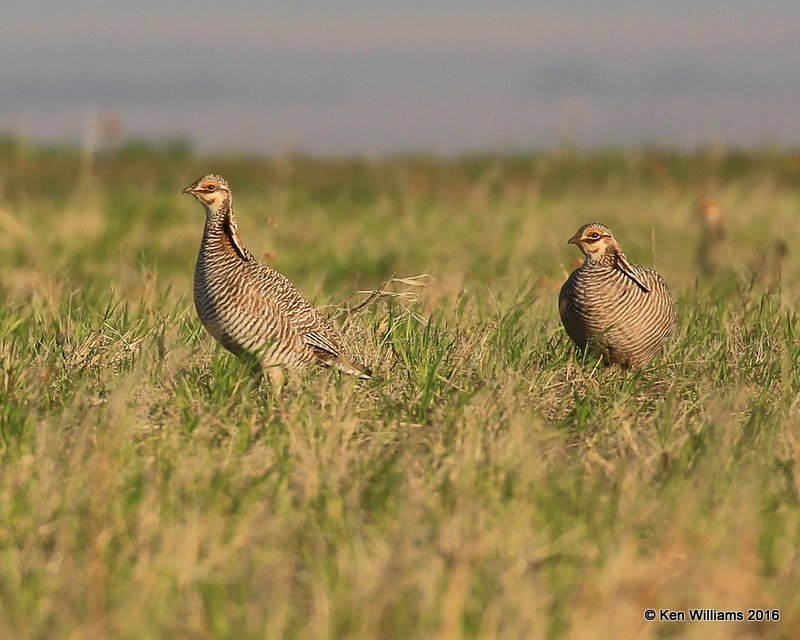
567,222,649,292
567,223,619,261
183,174,231,220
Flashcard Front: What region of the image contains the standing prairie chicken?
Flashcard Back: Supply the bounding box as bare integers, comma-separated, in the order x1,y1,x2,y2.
183,174,371,386
559,223,676,369
694,198,727,275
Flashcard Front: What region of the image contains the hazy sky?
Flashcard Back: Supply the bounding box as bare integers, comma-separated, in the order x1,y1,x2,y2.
2,1,799,154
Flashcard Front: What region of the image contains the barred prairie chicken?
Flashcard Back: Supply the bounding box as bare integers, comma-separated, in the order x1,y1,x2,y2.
183,174,371,387
559,223,676,369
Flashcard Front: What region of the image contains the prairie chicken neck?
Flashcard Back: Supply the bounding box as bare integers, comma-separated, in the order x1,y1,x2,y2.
559,222,676,369
183,174,371,382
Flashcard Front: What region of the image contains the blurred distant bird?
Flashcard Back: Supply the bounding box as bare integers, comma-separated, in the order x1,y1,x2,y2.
183,174,371,389
559,223,676,369
694,197,726,274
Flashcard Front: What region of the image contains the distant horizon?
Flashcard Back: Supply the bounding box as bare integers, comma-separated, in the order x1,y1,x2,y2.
3,127,795,159
3,2,799,155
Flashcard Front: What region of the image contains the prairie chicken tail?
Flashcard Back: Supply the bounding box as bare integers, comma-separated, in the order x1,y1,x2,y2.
332,356,372,380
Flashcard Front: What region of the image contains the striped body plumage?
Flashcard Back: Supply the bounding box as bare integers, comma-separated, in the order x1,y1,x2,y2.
184,174,371,380
559,223,676,369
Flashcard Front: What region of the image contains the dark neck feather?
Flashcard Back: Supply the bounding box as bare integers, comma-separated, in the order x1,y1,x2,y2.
223,218,249,261
205,197,250,262
613,248,650,293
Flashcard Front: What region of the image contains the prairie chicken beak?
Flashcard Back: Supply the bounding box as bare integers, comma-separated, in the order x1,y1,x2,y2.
567,234,580,246
182,185,195,195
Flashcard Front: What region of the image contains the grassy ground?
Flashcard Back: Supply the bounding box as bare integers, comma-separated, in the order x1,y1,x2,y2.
0,142,798,639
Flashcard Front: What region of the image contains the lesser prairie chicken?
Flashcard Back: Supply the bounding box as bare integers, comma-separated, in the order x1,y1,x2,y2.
183,174,371,387
559,222,676,369
694,198,727,275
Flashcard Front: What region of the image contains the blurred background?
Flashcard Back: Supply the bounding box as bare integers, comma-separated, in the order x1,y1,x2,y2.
3,1,799,155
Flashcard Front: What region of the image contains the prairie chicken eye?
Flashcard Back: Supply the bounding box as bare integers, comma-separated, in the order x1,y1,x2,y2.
205,184,217,192
587,231,600,239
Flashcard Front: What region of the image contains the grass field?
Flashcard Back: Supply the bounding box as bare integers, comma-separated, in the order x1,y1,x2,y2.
0,141,798,639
